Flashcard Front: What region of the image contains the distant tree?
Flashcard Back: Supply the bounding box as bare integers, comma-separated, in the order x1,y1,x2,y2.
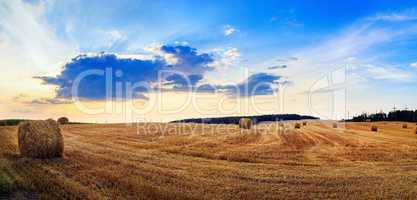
171,114,318,125
351,109,417,122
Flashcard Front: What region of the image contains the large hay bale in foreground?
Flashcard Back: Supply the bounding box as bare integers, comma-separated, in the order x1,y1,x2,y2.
371,125,378,132
239,118,252,129
295,123,301,129
18,119,64,159
57,117,69,125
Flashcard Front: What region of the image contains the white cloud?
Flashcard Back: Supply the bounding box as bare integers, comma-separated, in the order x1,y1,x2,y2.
209,47,240,69
0,34,6,48
287,10,417,87
106,29,124,47
224,48,240,58
174,41,189,45
0,0,76,97
143,42,179,65
115,53,153,60
410,62,417,68
355,64,412,82
366,10,417,22
223,25,238,36
108,30,122,40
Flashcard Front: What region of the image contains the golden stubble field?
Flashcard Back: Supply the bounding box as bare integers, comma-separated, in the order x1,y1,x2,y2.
1,121,417,199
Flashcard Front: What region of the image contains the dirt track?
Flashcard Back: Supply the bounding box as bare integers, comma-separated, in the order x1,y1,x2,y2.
1,121,417,199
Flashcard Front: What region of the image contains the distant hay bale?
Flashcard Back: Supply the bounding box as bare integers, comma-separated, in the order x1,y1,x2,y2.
332,123,338,128
402,124,408,129
239,118,252,129
371,125,378,132
57,117,69,125
294,123,301,129
302,121,307,126
18,119,64,159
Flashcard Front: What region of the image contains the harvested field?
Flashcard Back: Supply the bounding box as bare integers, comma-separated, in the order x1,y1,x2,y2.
1,121,417,199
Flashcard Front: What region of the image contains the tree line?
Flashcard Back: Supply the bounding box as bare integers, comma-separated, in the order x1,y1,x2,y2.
0,119,25,126
171,114,318,124
351,110,417,122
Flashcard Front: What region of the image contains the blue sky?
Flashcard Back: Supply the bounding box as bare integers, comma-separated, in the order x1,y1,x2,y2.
1,0,417,122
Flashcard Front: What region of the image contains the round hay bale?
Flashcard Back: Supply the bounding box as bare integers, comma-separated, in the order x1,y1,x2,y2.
295,123,301,129
57,117,69,125
302,121,307,126
371,125,378,132
332,123,338,128
239,118,252,129
18,119,64,159
402,124,408,129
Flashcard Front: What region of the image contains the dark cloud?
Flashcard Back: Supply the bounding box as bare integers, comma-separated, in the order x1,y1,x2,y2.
164,74,203,89
35,53,167,100
188,74,204,85
30,98,73,105
231,73,281,96
202,73,281,96
276,56,298,62
195,84,217,93
160,45,214,74
35,45,215,100
268,65,287,70
164,74,188,87
35,44,282,101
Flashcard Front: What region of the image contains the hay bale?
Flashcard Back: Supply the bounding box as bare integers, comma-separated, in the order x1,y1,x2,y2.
302,121,307,126
332,123,338,128
239,118,252,129
371,125,378,132
57,117,69,125
402,124,408,129
18,119,64,159
295,123,301,129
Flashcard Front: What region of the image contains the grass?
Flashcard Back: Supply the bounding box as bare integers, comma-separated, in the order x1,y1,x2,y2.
1,121,417,199
0,170,11,195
